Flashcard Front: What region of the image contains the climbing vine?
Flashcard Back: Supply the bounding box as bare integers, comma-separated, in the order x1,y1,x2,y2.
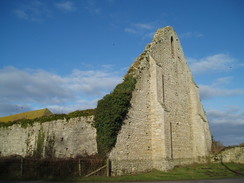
34,128,45,158
94,76,137,157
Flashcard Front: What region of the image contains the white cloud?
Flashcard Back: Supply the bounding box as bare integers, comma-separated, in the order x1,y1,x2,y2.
48,99,98,114
144,32,155,39
189,54,236,74
213,76,233,86
0,66,122,116
210,122,244,146
13,1,51,22
55,1,76,12
68,69,122,95
124,28,137,34
101,64,113,70
134,23,154,30
179,32,203,39
199,76,244,100
207,107,244,125
207,106,244,145
199,85,244,100
0,67,71,104
124,22,156,39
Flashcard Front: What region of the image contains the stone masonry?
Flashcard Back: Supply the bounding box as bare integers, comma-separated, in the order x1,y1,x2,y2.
109,26,212,176
213,147,244,164
0,116,97,158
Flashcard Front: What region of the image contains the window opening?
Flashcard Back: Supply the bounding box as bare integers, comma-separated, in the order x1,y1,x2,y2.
162,74,165,103
170,122,173,159
171,36,175,58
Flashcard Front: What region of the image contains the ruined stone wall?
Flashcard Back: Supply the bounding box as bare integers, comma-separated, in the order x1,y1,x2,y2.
190,84,212,159
149,27,195,164
150,27,211,163
109,53,154,175
109,26,212,176
213,147,244,164
0,116,97,158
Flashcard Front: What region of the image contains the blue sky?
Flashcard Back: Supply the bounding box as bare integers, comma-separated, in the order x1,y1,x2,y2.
0,0,244,146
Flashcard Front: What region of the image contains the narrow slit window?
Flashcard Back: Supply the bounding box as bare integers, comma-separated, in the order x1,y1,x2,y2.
170,122,173,159
171,36,175,58
162,74,165,103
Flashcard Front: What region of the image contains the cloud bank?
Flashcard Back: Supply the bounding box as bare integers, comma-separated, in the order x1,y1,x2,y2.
189,54,236,75
207,107,244,125
207,107,244,145
200,85,244,100
0,66,122,116
189,53,244,145
198,76,244,100
124,22,157,39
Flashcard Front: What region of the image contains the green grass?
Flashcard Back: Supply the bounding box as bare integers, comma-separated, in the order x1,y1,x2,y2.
0,108,53,123
74,163,244,182
1,162,243,181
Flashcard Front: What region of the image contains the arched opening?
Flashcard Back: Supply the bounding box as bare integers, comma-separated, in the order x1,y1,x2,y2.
171,36,175,58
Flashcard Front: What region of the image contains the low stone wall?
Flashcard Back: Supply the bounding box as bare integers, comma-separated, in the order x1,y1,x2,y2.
213,147,244,164
0,116,97,158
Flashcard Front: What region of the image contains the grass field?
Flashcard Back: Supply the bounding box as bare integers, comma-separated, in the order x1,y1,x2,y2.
0,108,52,123
1,162,243,181
74,163,244,182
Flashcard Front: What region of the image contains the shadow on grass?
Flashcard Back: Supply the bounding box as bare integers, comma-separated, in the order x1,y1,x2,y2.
221,160,244,176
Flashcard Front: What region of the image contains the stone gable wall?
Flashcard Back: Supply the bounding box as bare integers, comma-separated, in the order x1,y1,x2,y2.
0,116,97,158
109,54,153,175
109,26,212,176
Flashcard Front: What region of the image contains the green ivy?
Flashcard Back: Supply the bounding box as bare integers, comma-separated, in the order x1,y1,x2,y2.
94,76,137,157
34,128,45,158
66,109,95,120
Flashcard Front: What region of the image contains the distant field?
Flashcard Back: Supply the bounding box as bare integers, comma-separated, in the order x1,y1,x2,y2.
0,108,52,123
75,163,244,182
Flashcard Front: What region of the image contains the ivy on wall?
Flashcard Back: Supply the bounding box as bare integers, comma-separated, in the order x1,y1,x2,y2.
34,127,45,158
94,76,137,157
